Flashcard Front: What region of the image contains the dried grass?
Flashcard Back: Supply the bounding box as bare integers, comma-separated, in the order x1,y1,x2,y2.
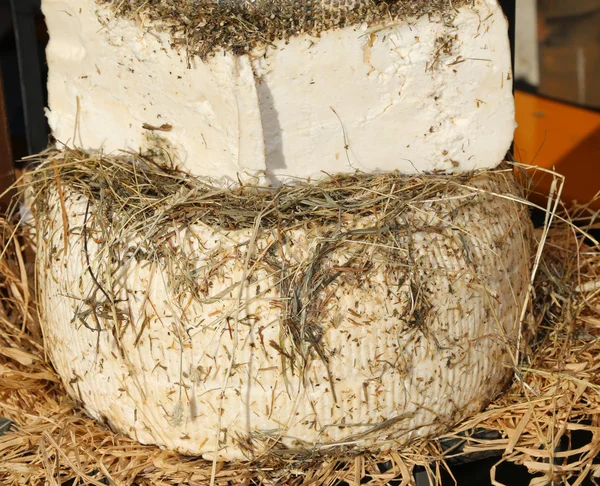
96,0,470,58
0,153,599,485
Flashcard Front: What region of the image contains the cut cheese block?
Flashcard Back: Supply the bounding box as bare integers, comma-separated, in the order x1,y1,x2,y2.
43,0,515,185
36,163,532,460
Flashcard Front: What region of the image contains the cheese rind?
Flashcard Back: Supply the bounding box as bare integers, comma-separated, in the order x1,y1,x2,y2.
36,169,532,460
43,0,515,185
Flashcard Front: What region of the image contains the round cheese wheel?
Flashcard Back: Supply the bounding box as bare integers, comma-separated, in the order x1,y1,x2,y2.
36,168,532,460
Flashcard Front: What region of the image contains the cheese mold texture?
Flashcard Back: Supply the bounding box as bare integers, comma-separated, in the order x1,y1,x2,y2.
35,158,533,460
43,0,515,185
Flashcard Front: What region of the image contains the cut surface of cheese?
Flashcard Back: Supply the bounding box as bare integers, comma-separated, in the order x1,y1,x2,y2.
43,0,515,185
36,164,532,460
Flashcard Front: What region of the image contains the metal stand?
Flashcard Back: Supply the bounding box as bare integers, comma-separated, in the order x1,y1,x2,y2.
415,470,431,486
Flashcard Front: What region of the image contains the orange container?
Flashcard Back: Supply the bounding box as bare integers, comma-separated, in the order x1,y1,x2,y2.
514,90,600,210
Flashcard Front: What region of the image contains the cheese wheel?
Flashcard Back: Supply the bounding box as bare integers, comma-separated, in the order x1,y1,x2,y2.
36,167,532,460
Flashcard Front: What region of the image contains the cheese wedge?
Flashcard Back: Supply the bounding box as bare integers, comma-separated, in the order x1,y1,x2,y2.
43,0,515,185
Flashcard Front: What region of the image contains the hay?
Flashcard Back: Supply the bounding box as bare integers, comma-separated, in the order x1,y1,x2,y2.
0,152,599,484
97,0,470,58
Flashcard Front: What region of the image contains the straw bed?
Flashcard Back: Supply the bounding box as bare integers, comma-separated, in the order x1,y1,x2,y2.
0,153,599,484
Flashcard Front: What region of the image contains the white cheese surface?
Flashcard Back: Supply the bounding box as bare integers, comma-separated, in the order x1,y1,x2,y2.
43,0,515,185
37,171,532,460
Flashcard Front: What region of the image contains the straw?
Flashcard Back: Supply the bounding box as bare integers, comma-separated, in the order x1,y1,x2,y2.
0,150,598,485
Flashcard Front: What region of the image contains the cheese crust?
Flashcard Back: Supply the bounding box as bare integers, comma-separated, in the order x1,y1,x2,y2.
36,166,532,460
